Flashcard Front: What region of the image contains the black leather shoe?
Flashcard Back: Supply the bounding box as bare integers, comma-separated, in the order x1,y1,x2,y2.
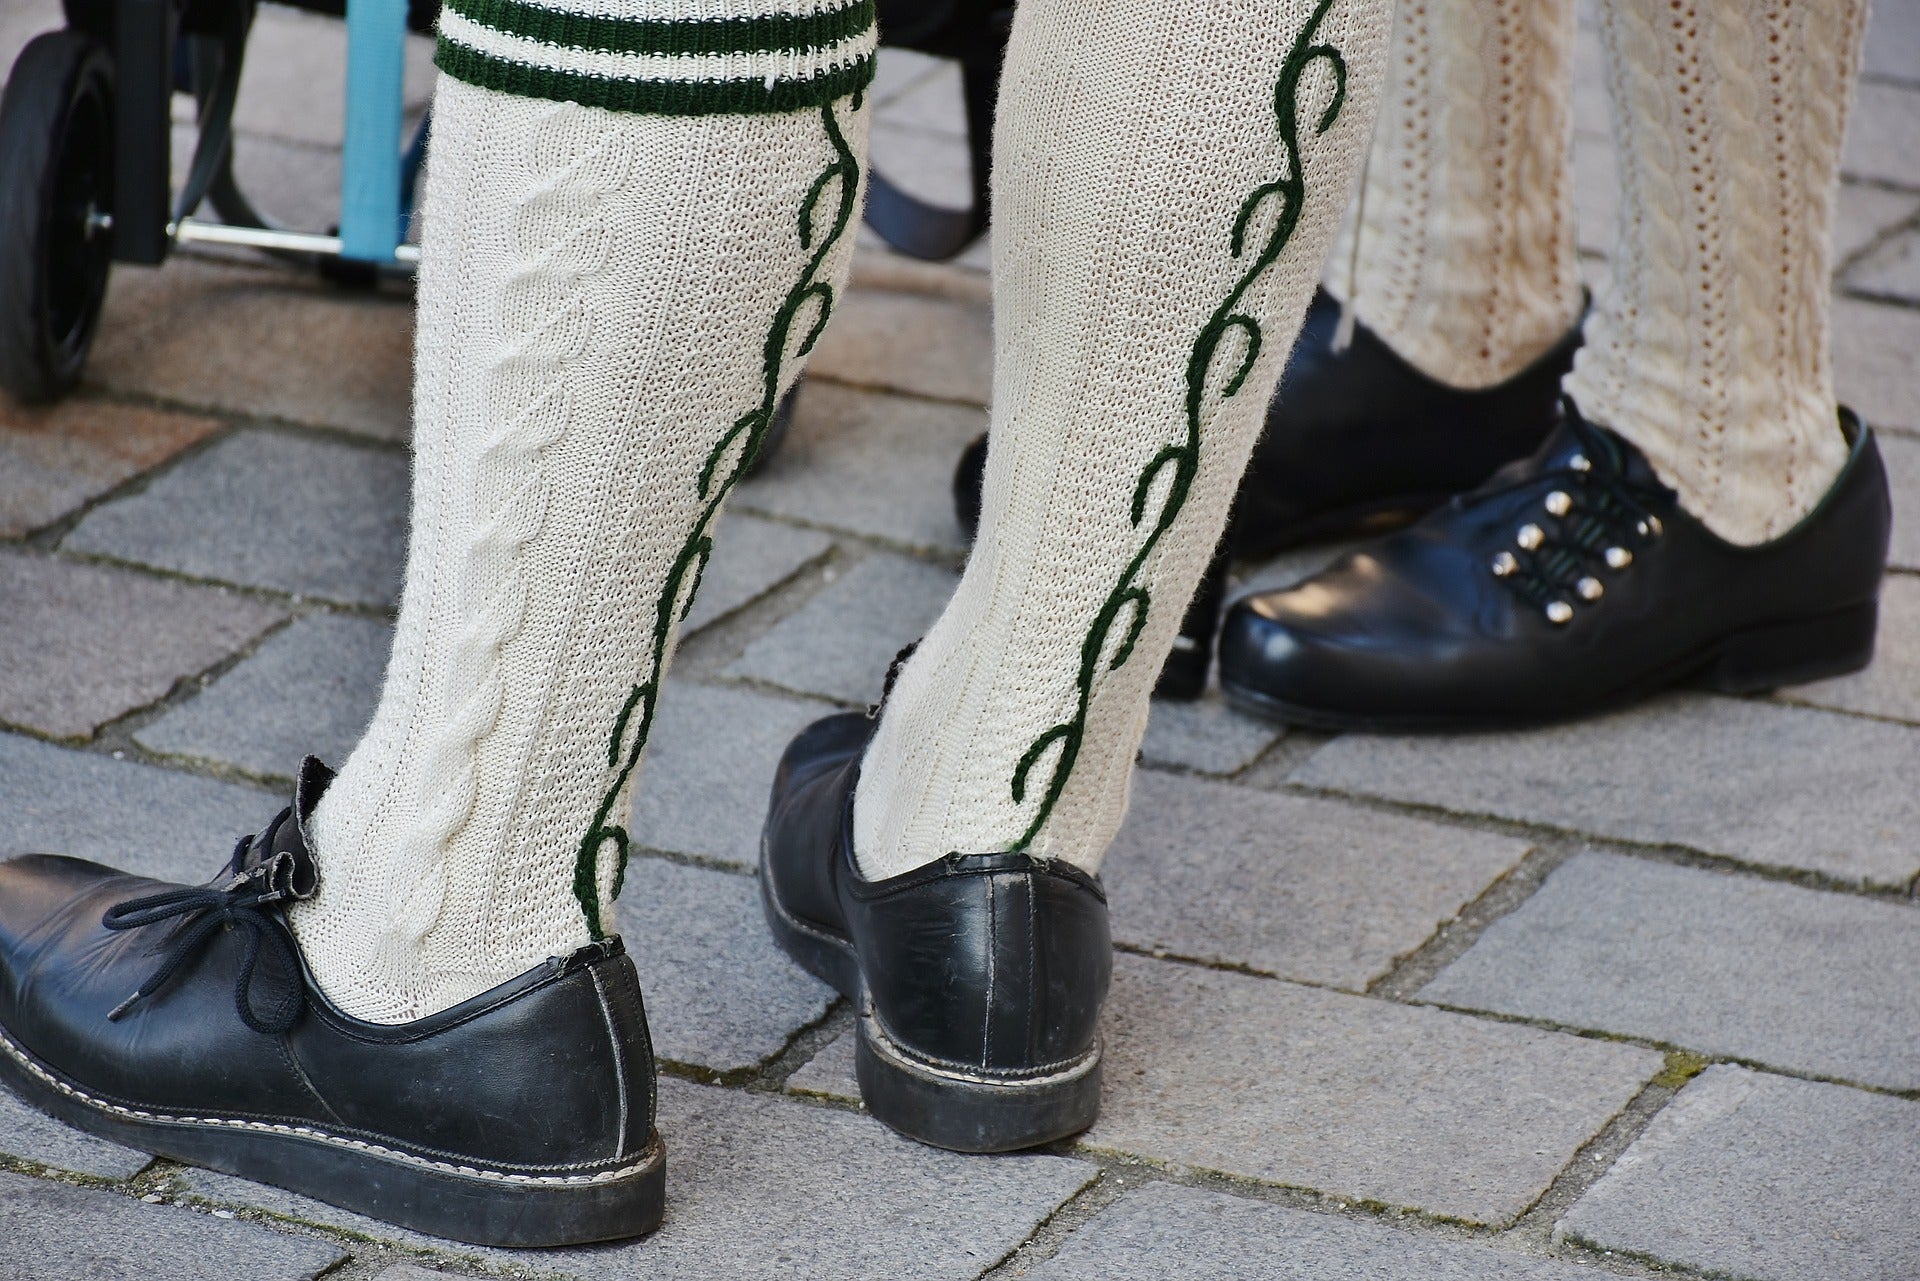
1218,406,1891,730
0,759,665,1248
760,712,1111,1153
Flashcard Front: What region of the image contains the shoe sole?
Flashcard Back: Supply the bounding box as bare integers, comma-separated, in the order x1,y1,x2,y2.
758,838,1101,1154
0,1020,665,1248
1221,598,1880,733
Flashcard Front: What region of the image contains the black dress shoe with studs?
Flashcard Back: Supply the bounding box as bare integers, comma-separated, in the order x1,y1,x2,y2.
0,758,665,1248
1217,406,1891,731
760,712,1111,1153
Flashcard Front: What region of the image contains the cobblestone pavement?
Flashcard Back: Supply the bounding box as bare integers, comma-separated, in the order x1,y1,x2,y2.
3,3,1920,1279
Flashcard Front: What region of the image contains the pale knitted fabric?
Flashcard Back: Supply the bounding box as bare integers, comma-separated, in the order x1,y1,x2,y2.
853,0,1391,878
293,3,873,1022
1565,0,1864,545
1324,0,1583,389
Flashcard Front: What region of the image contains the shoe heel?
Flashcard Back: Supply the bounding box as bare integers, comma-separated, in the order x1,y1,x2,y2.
1695,599,1879,694
854,1014,1102,1154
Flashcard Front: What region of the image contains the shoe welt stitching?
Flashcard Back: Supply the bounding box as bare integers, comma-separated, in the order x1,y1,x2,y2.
0,1023,655,1186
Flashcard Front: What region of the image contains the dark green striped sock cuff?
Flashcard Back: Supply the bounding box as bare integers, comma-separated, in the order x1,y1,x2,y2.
434,0,877,115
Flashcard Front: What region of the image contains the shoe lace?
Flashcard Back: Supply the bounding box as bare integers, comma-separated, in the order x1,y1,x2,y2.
1484,417,1669,624
101,814,313,1034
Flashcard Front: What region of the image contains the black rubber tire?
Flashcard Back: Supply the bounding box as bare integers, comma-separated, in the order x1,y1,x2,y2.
0,30,115,404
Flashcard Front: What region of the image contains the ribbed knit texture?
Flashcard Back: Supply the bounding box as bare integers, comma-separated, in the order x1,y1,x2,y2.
1564,0,1864,545
1323,0,1583,389
852,0,1391,879
292,11,870,1022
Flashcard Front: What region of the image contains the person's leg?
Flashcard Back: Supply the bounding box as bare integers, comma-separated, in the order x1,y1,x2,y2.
1216,0,1891,730
1564,0,1859,544
1326,0,1582,388
762,0,1391,1151
0,0,875,1244
297,3,874,1022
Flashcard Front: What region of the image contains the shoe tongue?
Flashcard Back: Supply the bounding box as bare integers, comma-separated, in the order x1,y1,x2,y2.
233,758,331,901
1561,404,1673,498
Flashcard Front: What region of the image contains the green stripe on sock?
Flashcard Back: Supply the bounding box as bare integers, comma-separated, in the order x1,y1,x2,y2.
435,37,875,115
442,0,875,58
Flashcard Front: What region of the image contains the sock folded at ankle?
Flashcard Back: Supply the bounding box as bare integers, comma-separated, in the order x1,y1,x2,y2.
293,0,874,1022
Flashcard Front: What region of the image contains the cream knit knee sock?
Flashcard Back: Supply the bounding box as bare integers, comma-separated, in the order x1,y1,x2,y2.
852,0,1390,879
1563,0,1864,546
291,1,874,1022
1324,0,1583,388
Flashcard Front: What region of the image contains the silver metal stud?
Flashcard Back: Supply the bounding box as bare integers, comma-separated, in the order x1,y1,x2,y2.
1545,601,1574,624
1516,523,1545,550
1569,453,1591,472
1637,515,1663,539
1577,576,1604,601
1605,546,1633,570
1544,490,1573,517
1490,551,1519,577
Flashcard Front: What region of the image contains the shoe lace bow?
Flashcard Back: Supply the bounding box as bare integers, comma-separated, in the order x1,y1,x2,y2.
102,813,315,1034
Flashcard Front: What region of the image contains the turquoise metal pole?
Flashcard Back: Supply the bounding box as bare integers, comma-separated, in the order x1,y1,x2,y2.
338,0,410,263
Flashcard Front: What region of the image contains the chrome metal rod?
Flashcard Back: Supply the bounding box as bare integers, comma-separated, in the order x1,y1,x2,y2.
170,218,421,265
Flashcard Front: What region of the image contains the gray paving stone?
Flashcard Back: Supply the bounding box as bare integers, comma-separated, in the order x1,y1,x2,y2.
1843,81,1920,190
786,1026,860,1101
370,1268,467,1281
613,858,833,1072
183,1079,1096,1279
877,59,967,136
870,47,944,106
626,680,833,871
729,552,956,704
806,259,992,407
738,381,983,554
1845,224,1920,304
1086,955,1659,1226
1564,1066,1920,1281
1136,693,1281,776
1783,571,1920,723
870,124,974,213
1864,0,1920,88
1030,1183,1611,1281
136,612,390,778
0,733,276,885
1105,772,1530,990
1292,693,1920,887
1836,296,1920,433
0,396,223,538
1835,182,1920,265
681,513,833,636
232,4,436,149
65,429,408,607
1886,429,1920,570
0,1086,149,1180
1422,852,1920,1090
88,257,414,442
1571,133,1619,258
0,1171,343,1281
0,550,286,739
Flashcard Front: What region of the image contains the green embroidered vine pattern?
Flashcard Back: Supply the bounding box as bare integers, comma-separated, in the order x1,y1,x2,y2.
571,95,863,934
1007,0,1347,849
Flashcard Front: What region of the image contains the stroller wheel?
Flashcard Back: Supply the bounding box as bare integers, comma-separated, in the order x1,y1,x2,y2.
0,30,115,405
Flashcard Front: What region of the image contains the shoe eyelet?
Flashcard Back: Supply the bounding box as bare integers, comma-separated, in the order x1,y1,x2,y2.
1605,546,1633,569
1545,601,1574,624
1569,453,1591,472
1544,490,1572,517
1516,523,1544,551
1637,515,1663,540
1577,576,1604,601
1490,551,1519,577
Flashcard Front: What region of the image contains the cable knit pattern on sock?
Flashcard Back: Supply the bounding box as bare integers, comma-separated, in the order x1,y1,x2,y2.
1563,0,1863,545
293,5,870,1022
852,0,1390,879
1323,0,1582,389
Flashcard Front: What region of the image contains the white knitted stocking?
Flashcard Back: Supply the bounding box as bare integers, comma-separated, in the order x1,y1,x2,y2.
1323,0,1584,389
292,2,874,1022
852,0,1390,879
1564,0,1864,545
